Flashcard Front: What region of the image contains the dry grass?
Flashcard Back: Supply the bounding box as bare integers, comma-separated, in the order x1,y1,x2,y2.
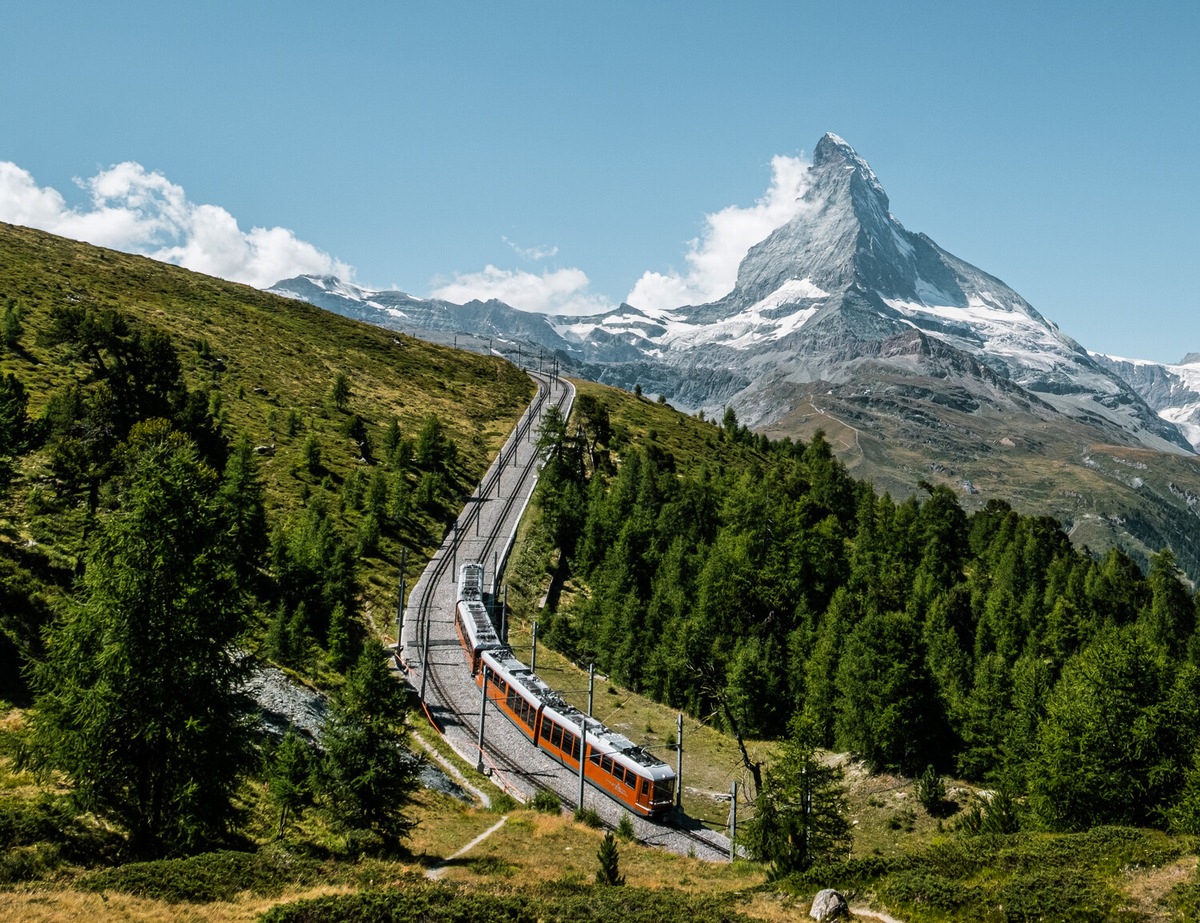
418,807,766,895
1118,855,1198,922
0,885,357,923
838,759,972,860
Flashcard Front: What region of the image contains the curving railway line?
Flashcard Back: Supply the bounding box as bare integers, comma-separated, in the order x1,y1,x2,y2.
399,369,730,861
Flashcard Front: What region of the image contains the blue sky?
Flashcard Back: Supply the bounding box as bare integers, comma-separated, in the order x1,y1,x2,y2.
2,1,1196,363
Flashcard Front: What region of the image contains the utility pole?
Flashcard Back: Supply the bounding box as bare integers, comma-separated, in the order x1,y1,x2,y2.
531,621,538,673
587,663,595,717
578,721,587,811
492,550,499,596
451,520,457,577
419,616,431,701
500,585,508,644
477,670,489,773
729,781,738,861
395,547,406,656
675,713,684,809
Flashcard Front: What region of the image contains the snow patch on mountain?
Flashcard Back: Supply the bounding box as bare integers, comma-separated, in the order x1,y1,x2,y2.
1092,352,1200,450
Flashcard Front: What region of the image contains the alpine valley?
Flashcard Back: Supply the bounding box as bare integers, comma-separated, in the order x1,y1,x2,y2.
271,134,1200,580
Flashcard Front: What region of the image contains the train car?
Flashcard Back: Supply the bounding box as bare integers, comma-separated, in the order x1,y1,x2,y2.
478,647,677,818
479,647,554,743
454,562,501,675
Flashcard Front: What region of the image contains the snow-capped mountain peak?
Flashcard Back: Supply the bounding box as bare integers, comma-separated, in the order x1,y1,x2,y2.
270,133,1194,457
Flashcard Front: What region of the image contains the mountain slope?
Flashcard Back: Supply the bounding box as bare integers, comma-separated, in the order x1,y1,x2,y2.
562,133,1190,455
1092,352,1200,450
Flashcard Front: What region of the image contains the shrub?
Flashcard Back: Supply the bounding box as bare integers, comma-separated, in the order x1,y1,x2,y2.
78,849,320,903
489,791,518,813
616,813,636,841
261,881,752,923
531,789,561,814
915,764,948,815
574,807,602,828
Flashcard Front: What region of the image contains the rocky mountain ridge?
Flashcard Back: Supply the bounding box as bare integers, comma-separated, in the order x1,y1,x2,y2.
1090,353,1200,451
270,134,1200,578
273,134,1191,458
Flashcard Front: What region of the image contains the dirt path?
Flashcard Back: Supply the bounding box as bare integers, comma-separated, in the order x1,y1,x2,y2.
409,727,495,808
425,815,509,880
850,907,906,923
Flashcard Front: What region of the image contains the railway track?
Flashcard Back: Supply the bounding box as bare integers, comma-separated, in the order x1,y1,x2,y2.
400,369,731,862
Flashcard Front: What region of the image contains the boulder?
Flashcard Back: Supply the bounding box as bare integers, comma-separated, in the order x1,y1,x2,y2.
810,888,849,921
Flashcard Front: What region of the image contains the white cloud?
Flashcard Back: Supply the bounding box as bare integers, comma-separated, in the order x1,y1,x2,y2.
0,161,352,289
432,153,814,317
430,265,610,316
502,236,559,261
626,154,813,310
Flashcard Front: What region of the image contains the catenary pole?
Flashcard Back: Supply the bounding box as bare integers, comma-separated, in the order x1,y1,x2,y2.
676,713,684,809
729,781,738,861
477,669,489,772
419,616,431,701
396,547,406,656
578,721,587,810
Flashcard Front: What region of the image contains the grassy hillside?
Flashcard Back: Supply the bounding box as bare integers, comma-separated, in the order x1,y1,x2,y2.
762,374,1200,582
0,221,533,686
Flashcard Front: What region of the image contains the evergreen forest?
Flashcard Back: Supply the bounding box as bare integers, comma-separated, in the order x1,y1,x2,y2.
531,392,1200,835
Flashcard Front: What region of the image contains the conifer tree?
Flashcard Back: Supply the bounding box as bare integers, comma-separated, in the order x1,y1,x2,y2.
0,372,29,493
268,726,315,840
596,830,625,885
31,422,253,856
330,371,351,411
741,715,851,876
319,648,418,851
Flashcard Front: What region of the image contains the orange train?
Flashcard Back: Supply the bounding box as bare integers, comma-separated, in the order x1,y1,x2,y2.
454,563,676,818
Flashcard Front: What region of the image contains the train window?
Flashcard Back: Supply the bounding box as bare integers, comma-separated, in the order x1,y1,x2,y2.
642,780,650,797
564,732,577,760
550,724,562,748
541,720,552,741
600,755,613,774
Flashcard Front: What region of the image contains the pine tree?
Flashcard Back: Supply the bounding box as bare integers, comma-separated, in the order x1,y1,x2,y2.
741,715,851,877
31,423,253,856
0,372,29,492
319,648,419,852
268,726,315,839
330,371,351,411
596,830,625,885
